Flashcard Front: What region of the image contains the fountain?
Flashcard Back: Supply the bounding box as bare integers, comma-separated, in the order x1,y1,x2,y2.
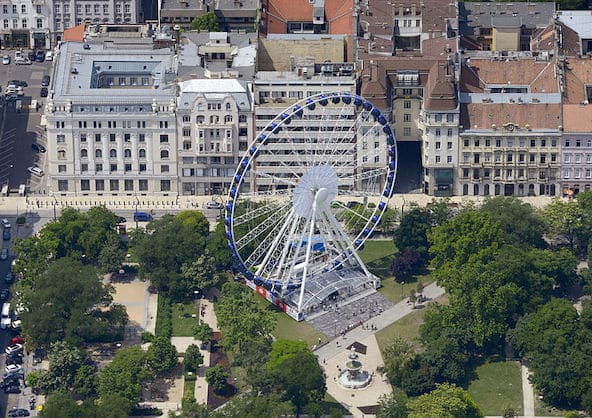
338,347,372,389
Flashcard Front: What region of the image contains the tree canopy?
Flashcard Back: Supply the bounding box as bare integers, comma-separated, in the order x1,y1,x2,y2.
407,383,483,418
190,12,219,31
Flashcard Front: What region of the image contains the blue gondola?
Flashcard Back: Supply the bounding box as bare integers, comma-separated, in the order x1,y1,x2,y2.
331,93,341,104
306,98,316,110
280,112,291,124
354,96,363,107
363,101,373,111
387,134,395,145
383,125,392,136
294,104,304,118
378,114,387,125
319,94,328,106
342,93,352,104
378,201,386,211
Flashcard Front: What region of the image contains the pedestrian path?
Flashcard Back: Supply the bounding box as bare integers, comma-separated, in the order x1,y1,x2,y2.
522,362,536,418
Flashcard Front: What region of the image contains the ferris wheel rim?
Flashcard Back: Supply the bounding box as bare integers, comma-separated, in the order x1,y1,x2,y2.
224,92,398,289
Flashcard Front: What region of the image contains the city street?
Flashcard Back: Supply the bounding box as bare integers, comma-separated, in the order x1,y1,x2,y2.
0,54,52,194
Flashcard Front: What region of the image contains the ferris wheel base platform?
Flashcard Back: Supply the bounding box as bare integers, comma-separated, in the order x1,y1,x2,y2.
242,268,380,322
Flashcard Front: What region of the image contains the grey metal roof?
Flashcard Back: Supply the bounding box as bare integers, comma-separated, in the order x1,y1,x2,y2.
176,78,253,111
459,1,554,36
52,41,177,103
558,10,592,39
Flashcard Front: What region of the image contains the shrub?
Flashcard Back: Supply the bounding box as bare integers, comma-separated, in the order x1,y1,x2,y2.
155,294,172,338
141,331,155,343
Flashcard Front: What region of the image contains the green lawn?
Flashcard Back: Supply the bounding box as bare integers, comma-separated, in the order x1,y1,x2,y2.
468,361,523,416
375,294,448,353
183,376,196,401
268,304,327,347
171,301,201,337
359,240,398,279
320,393,350,415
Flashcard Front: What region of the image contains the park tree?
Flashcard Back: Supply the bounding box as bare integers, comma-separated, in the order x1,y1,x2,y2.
266,339,308,370
20,257,113,349
95,393,133,418
181,252,219,293
407,383,483,418
184,344,204,373
205,364,228,394
132,212,209,300
39,391,86,418
190,12,219,31
213,393,294,418
391,249,424,282
377,336,415,387
207,221,233,270
36,341,87,393
215,281,275,355
543,198,585,251
98,346,152,405
481,197,546,248
193,322,214,347
376,390,409,418
99,232,126,273
270,348,326,417
146,336,178,376
393,207,432,256
73,364,97,397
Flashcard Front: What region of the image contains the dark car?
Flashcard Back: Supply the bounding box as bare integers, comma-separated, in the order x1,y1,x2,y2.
9,80,26,88
40,87,48,97
0,376,20,388
8,408,29,417
41,75,50,87
3,229,10,241
4,385,21,394
35,50,45,62
27,51,35,61
5,355,22,366
31,143,46,153
117,216,126,224
0,289,10,301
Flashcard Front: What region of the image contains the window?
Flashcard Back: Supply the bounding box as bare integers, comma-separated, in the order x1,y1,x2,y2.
403,114,411,122
110,180,119,191
447,128,453,137
447,156,452,163
485,139,491,147
125,163,132,172
36,18,42,28
103,4,108,14
58,165,66,173
3,20,7,29
404,100,411,109
125,180,133,191
58,180,68,191
57,135,65,143
435,141,441,149
161,165,169,173
2,5,6,14
124,149,131,158
95,149,102,158
496,139,501,147
435,156,440,163
160,150,169,159
435,114,442,122
95,163,103,172
109,149,117,158
139,134,145,142
403,127,411,136
447,142,452,150
21,5,26,13
81,164,88,172
95,180,104,191
139,149,146,158
435,129,441,137
463,139,469,147
95,134,101,142
183,128,191,137
12,5,16,13
139,180,148,191
160,180,171,192
446,114,454,123
81,180,90,191
139,164,146,172
160,134,168,143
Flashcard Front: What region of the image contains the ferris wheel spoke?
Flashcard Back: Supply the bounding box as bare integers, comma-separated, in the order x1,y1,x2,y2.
235,208,291,252
249,166,299,188
250,208,297,273
233,200,292,228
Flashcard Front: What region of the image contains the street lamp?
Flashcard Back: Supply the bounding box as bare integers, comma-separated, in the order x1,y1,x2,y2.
135,196,139,229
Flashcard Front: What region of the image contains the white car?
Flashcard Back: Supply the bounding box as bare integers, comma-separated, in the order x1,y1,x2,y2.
45,51,53,61
5,364,22,374
2,55,9,65
206,201,224,210
5,344,23,355
27,166,44,177
0,248,8,260
1,219,10,229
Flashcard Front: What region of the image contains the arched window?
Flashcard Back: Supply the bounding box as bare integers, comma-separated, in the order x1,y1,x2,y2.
196,115,205,124
226,103,231,110
124,149,131,158
224,115,233,123
109,149,117,158
239,115,247,123
182,115,190,122
139,149,146,158
95,149,102,158
160,149,169,159
80,149,88,158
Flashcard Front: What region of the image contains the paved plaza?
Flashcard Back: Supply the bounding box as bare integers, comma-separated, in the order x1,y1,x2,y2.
308,291,394,337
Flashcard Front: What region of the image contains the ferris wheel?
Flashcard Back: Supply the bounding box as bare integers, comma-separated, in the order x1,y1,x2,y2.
225,92,397,320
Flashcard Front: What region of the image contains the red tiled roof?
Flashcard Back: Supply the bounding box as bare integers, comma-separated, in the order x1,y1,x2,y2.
64,24,85,42
461,103,562,130
262,0,354,35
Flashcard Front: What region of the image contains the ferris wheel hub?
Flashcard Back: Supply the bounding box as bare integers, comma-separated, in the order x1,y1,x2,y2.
292,165,338,219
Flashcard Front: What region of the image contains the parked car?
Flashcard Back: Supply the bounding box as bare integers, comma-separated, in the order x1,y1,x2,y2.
27,51,35,61
206,201,224,210
2,55,9,65
45,51,53,61
27,166,44,177
0,248,7,260
4,385,21,394
31,143,46,153
0,289,9,301
10,336,24,345
40,87,48,97
117,216,127,224
1,219,10,229
5,364,22,374
5,355,22,366
41,75,50,87
133,212,153,222
7,407,29,416
0,375,20,387
5,344,22,355
4,93,17,101
3,229,10,241
15,58,31,65
5,272,14,283
11,319,21,331
35,50,45,62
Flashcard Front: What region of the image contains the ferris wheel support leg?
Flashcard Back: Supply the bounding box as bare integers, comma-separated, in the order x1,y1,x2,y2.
297,194,320,313
254,208,296,279
276,214,302,297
